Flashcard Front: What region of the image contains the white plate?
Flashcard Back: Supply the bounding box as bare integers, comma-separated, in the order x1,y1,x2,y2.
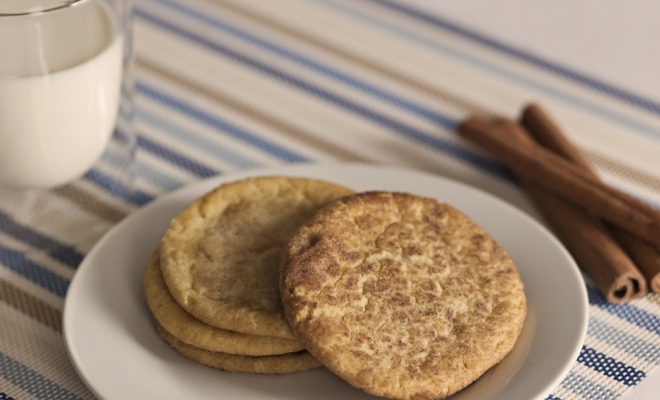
63,163,588,400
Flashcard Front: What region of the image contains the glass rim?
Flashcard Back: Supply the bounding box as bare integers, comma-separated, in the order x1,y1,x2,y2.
0,0,88,17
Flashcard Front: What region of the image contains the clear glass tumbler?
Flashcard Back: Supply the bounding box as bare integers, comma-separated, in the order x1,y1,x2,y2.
0,0,135,193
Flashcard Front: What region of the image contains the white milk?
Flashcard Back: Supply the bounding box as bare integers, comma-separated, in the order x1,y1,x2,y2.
0,0,123,188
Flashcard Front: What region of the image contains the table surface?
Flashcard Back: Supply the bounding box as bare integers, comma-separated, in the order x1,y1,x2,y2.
1,0,660,399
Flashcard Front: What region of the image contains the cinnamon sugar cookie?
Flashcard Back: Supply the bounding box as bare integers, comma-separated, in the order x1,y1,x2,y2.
280,191,526,400
143,248,304,356
152,318,321,374
160,177,354,339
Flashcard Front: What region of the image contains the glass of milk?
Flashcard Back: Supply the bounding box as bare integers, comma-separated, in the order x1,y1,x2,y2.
0,0,135,191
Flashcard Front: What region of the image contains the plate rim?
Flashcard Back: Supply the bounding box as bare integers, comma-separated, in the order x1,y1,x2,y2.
63,162,589,400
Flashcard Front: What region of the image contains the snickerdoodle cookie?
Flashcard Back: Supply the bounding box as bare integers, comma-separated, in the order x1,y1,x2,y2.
280,191,526,399
160,177,354,339
143,248,304,356
152,318,321,374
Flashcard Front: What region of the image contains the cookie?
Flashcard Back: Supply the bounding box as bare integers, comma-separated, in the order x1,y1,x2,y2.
160,176,354,339
280,191,526,400
143,248,305,356
153,318,322,374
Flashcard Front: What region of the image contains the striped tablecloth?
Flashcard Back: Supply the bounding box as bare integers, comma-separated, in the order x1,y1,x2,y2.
2,0,660,399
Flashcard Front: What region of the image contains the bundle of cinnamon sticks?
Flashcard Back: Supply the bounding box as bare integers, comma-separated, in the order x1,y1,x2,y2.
458,104,660,304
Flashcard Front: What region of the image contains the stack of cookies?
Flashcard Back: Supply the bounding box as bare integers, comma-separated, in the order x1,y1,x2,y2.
143,176,354,374
143,176,527,399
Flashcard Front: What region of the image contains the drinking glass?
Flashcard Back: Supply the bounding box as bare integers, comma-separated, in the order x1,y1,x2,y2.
0,0,135,193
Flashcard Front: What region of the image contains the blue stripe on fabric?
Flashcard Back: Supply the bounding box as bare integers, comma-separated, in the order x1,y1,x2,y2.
112,126,133,146
560,371,618,400
0,244,69,297
135,81,310,164
0,392,16,400
83,169,153,206
587,286,660,335
102,147,185,191
310,0,660,141
149,0,455,128
578,345,645,387
101,138,134,169
545,396,561,400
363,0,660,117
137,109,261,170
0,210,83,269
135,10,513,182
588,318,660,365
137,134,219,178
0,352,84,400
136,162,185,192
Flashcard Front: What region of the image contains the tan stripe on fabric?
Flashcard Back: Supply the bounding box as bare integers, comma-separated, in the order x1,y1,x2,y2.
646,293,660,308
583,149,660,195
137,57,373,163
0,278,62,332
52,184,127,223
209,0,495,118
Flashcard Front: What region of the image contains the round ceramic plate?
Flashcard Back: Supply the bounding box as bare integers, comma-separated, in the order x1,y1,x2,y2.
63,163,588,400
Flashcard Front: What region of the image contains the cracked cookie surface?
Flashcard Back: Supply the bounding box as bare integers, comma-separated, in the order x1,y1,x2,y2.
280,191,526,399
160,176,354,339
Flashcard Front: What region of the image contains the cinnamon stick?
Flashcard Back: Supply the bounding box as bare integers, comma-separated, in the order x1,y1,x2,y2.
521,103,660,293
493,118,646,302
458,117,660,246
